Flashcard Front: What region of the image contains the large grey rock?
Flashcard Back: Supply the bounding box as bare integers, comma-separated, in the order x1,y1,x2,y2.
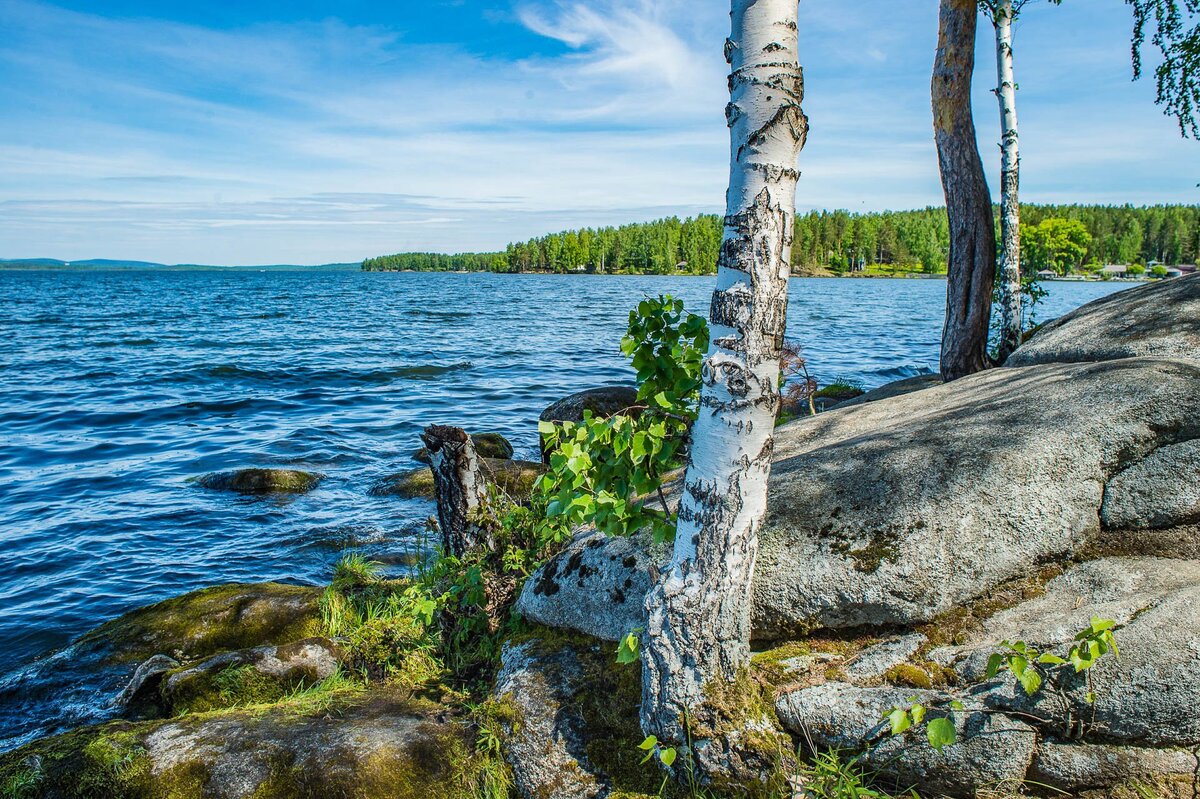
520,358,1200,641
1102,438,1200,530
939,557,1200,747
838,373,942,408
1007,272,1200,367
1029,741,1200,791
776,682,1037,797
517,531,664,642
493,641,607,799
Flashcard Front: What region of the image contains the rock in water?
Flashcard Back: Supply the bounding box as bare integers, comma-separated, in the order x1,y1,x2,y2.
1007,272,1200,366
370,459,544,501
538,385,639,461
370,467,436,499
411,432,514,463
521,358,1200,640
77,582,323,666
195,468,323,495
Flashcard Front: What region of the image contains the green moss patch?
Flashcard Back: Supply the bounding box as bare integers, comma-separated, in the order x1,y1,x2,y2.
77,583,323,665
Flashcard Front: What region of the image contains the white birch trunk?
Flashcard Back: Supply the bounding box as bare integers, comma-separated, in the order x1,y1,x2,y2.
641,0,807,762
994,0,1023,361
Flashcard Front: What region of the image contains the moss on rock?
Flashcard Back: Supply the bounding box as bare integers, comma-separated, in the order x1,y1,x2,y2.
195,469,323,495
77,583,323,666
0,684,492,799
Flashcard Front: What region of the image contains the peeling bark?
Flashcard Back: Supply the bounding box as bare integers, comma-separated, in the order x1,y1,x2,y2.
420,424,490,557
641,0,806,773
934,0,997,381
991,0,1023,362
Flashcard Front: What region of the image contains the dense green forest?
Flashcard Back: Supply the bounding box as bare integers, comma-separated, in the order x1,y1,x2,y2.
361,204,1199,275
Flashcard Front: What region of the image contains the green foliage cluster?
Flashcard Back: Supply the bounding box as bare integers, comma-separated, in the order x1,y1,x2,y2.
1022,217,1093,275
1129,0,1200,137
362,204,1200,276
537,296,708,543
884,617,1120,755
362,251,506,272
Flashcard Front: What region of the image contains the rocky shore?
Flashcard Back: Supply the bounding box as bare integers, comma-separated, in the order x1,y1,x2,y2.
2,274,1198,799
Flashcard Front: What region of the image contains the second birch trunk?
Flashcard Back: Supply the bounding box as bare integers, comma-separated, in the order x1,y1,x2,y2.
994,0,1023,361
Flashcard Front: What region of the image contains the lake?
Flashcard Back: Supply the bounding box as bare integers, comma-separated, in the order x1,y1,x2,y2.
0,271,1126,749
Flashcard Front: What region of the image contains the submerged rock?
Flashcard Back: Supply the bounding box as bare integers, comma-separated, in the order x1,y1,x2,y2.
521,357,1200,640
1007,272,1200,367
539,385,639,461
196,468,323,495
412,432,514,464
371,459,544,501
0,687,476,799
371,467,436,499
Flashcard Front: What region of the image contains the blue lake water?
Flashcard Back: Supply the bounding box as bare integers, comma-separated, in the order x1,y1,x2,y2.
0,270,1125,749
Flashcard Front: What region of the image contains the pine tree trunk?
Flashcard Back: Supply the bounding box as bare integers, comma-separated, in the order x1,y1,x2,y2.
420,424,490,557
994,0,1023,361
640,0,807,771
934,0,997,381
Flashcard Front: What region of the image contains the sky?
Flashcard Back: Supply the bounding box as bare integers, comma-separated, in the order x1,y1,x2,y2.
0,0,1195,264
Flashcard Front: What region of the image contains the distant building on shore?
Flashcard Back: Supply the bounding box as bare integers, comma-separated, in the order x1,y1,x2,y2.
1099,265,1128,277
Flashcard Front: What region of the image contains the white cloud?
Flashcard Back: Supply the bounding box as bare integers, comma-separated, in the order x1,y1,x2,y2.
0,0,1194,264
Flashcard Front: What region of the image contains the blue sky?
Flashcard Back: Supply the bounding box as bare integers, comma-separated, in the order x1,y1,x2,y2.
0,0,1195,264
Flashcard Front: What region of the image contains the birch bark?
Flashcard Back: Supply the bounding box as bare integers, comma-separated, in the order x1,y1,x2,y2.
640,0,807,765
992,0,1024,361
934,0,997,381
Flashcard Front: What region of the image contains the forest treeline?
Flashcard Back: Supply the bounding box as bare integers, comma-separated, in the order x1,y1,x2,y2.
360,204,1199,275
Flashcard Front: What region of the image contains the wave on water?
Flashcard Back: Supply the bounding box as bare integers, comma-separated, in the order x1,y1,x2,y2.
404,309,472,320
166,362,474,386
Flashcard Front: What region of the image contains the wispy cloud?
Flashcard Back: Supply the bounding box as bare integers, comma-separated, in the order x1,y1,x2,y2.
0,0,1193,263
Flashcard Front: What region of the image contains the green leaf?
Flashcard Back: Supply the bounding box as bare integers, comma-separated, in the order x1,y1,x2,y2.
885,708,911,736
1037,653,1068,666
659,747,677,767
616,632,640,665
638,735,657,751
926,717,957,752
985,653,1005,679
949,700,965,711
910,703,926,726
1017,666,1043,696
